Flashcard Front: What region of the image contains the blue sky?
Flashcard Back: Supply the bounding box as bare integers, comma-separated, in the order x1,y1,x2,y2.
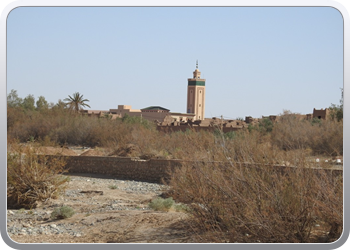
7,7,343,119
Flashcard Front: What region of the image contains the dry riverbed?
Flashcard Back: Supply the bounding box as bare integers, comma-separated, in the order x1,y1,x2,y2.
7,173,194,243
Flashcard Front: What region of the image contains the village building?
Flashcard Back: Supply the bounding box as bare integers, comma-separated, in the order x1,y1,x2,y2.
81,62,330,130
109,105,141,118
81,63,201,124
313,108,329,120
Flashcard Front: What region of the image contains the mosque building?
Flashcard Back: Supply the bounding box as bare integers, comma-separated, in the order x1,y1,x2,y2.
82,62,206,123
187,60,206,120
81,61,329,132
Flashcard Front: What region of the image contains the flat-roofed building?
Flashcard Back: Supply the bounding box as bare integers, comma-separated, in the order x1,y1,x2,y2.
313,108,330,120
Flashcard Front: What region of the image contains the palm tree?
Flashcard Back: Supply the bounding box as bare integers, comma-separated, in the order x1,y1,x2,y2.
64,92,91,112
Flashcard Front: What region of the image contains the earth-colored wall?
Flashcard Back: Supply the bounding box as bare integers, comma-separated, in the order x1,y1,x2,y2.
56,156,183,183
157,125,242,133
47,155,342,184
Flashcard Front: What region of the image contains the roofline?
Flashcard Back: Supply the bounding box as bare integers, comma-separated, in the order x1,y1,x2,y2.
170,112,195,116
141,106,170,111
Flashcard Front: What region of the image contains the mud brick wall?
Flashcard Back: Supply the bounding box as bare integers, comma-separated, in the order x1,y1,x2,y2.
157,125,242,133
56,156,183,183
46,155,342,184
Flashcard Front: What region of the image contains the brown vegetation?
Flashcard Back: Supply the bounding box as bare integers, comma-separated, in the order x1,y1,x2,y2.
7,142,69,209
171,165,342,243
271,111,343,156
168,128,343,243
7,103,343,243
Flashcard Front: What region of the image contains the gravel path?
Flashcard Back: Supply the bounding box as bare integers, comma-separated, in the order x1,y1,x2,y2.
7,175,170,240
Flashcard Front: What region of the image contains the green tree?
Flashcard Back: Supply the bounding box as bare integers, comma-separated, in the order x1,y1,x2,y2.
121,113,153,129
64,92,91,112
329,88,343,122
22,94,36,111
36,96,49,111
259,118,274,134
7,89,23,108
310,117,322,126
52,99,66,110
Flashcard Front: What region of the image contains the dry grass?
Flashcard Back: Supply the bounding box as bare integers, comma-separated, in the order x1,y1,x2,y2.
7,142,69,209
271,111,343,156
7,107,343,159
168,130,343,243
7,107,343,242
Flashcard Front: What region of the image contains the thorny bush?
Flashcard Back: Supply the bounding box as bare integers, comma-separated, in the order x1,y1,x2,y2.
7,142,69,209
168,129,343,243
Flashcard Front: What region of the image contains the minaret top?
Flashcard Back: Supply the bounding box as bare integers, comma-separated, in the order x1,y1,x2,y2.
193,60,201,79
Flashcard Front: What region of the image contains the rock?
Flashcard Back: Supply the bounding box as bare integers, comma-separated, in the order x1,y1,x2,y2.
80,190,103,195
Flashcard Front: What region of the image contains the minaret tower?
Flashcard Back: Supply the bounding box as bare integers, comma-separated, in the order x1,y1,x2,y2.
187,60,206,120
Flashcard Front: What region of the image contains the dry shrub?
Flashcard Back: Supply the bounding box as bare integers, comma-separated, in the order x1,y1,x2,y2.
169,130,343,243
7,107,342,159
311,169,343,241
271,111,343,156
7,107,343,241
7,143,69,209
111,127,219,160
271,114,311,151
155,129,220,161
148,197,175,211
50,206,75,220
310,120,343,156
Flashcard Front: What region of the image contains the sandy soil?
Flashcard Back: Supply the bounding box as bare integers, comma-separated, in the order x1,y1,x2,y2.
7,174,194,244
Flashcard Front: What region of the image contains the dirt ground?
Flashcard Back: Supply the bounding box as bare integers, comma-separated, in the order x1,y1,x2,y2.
7,173,194,244
7,145,194,244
